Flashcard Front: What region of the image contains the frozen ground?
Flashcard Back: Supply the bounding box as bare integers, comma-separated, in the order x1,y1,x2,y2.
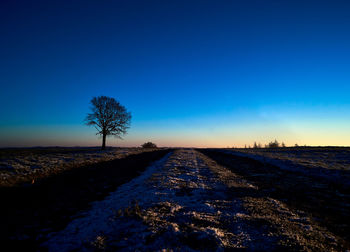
220,148,350,189
0,147,153,186
43,149,342,251
228,147,350,171
0,149,171,251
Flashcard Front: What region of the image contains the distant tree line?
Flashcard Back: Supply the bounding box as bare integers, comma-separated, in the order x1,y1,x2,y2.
241,140,301,149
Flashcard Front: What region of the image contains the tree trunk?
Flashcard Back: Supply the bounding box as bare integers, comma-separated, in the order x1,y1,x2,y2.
102,134,106,150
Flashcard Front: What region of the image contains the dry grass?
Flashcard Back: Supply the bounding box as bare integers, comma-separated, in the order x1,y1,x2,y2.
233,147,350,171
0,147,157,187
200,149,350,250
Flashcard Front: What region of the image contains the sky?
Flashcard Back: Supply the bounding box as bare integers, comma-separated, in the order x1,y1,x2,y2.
1,0,350,148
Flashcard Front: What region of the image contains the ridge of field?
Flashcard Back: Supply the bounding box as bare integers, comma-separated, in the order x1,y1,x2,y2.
0,147,158,187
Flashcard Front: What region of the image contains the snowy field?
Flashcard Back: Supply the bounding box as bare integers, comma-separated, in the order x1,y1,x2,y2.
219,147,350,190
1,148,349,250
42,149,345,251
227,147,350,171
0,147,154,186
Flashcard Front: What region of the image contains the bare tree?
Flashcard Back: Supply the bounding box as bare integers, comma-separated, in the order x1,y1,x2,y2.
85,96,131,150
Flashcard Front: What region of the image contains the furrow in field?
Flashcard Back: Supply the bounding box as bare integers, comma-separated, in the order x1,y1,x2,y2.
43,149,344,251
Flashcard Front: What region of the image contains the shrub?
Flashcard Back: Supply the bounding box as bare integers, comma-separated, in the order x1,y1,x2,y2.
141,142,157,148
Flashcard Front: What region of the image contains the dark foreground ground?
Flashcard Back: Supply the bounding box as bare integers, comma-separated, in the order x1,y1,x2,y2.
0,149,172,251
0,147,156,187
1,147,349,251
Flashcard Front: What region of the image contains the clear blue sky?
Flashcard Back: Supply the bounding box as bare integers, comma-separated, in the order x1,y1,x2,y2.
1,0,350,147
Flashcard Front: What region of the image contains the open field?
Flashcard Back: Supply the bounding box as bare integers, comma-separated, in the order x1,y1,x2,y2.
1,147,349,251
0,147,157,187
0,148,172,251
201,148,350,249
228,147,350,171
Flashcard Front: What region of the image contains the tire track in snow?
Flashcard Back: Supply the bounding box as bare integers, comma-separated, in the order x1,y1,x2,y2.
43,150,245,251
43,149,341,251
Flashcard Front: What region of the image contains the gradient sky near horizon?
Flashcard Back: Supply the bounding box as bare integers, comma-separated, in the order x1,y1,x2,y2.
1,0,350,148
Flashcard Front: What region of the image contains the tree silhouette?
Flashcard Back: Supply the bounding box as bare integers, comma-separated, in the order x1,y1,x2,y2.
85,96,131,150
268,139,280,148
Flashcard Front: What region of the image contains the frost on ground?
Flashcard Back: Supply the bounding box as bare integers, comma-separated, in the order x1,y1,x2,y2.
221,148,350,189
43,149,341,251
0,147,153,186
227,148,350,171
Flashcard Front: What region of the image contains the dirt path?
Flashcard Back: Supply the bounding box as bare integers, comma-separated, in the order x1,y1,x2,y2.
43,149,344,251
